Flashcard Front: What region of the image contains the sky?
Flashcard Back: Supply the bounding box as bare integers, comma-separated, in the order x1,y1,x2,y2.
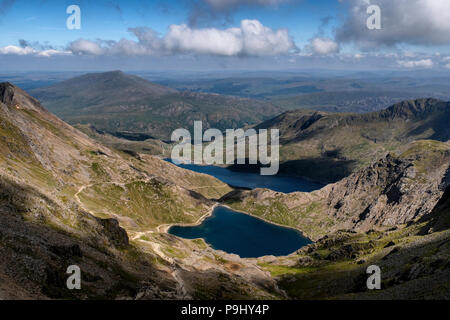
1,0,450,72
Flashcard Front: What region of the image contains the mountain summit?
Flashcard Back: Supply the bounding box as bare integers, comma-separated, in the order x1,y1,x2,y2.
379,98,446,119
37,70,178,101
31,71,282,139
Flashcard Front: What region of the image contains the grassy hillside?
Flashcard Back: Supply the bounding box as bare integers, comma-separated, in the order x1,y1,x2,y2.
74,124,170,157
1,82,280,300
1,81,449,300
252,98,450,182
31,71,283,140
257,220,450,299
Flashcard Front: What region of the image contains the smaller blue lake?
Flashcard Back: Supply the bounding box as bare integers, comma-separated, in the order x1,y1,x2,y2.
169,206,312,258
165,159,324,193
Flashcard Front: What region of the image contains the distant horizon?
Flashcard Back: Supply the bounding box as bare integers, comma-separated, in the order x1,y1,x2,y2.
2,68,450,77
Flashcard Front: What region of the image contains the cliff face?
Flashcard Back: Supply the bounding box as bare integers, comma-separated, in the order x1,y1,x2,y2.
223,140,450,240
224,140,450,300
323,147,450,232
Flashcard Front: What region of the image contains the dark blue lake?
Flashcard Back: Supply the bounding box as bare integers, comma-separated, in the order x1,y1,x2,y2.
169,206,312,258
166,159,324,193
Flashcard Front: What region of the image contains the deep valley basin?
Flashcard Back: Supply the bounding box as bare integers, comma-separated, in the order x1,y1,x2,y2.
169,206,312,258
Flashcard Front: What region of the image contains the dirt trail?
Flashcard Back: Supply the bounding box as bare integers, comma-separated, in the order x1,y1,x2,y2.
156,203,219,233
135,236,191,298
74,179,211,300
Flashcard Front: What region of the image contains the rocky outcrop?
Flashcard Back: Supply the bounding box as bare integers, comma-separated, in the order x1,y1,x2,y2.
223,141,450,240
95,218,129,248
322,150,450,232
0,82,15,105
379,98,445,120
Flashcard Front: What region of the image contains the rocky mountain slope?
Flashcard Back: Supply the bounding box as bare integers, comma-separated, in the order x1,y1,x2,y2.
223,140,450,240
0,82,280,299
260,210,450,299
253,98,450,182
74,123,170,158
1,82,449,300
222,139,450,299
31,71,283,140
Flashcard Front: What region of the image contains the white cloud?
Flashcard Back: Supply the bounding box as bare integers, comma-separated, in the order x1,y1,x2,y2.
0,45,34,55
66,20,296,57
36,49,68,57
238,19,296,56
397,59,434,68
0,45,69,56
445,64,450,69
68,39,104,55
337,0,450,48
164,24,243,56
306,37,339,55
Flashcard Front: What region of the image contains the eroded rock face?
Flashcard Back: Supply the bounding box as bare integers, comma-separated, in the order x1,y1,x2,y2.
0,83,15,106
223,142,449,240
95,218,129,248
323,152,450,232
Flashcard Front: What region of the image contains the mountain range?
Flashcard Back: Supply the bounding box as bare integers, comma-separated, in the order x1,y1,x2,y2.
252,98,450,182
158,73,450,113
0,81,449,299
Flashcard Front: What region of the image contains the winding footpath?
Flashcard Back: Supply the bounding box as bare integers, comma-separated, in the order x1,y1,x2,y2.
74,180,193,298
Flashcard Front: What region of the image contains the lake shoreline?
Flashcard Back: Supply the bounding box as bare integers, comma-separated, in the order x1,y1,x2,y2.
167,205,312,258
158,159,316,255
163,158,328,190
220,204,312,241
156,203,219,233
159,203,312,245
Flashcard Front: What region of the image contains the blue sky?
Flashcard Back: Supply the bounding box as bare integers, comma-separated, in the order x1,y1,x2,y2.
1,0,340,46
1,0,450,72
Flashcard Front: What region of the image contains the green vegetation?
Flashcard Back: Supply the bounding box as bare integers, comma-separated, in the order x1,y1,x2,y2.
78,179,209,229
257,263,314,277
32,71,282,140
226,194,329,240
90,162,111,180
254,99,450,182
1,80,449,300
